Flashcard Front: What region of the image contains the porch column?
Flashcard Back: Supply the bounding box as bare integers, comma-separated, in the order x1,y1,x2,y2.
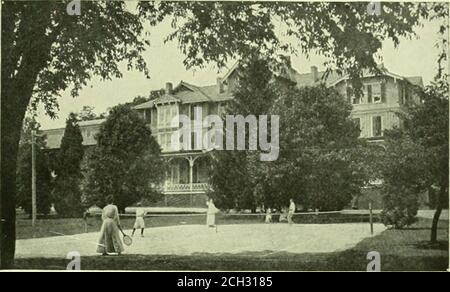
188,158,194,191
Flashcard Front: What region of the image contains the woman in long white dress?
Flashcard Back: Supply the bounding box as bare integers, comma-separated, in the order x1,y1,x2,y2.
206,198,219,227
97,199,124,255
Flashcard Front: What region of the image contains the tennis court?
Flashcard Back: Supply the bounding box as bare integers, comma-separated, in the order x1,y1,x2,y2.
16,222,386,259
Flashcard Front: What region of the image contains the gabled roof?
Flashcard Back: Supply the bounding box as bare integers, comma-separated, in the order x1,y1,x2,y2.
153,94,180,105
324,67,424,88
133,81,233,110
221,61,240,83
133,100,154,110
175,81,213,102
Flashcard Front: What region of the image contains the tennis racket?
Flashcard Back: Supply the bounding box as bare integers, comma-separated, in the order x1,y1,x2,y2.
119,226,133,246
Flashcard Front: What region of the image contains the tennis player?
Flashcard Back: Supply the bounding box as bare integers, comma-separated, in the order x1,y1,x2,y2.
206,198,219,227
132,205,146,237
287,199,296,225
97,197,124,256
265,207,273,223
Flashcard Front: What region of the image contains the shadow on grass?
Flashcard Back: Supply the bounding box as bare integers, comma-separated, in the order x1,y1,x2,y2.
12,248,448,271
400,227,448,231
414,241,449,250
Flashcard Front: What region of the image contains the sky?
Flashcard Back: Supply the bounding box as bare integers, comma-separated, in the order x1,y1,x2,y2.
36,7,447,130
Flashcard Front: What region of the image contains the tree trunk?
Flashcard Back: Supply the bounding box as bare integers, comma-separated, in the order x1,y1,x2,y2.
1,73,46,268
1,102,27,268
1,3,57,268
430,184,447,243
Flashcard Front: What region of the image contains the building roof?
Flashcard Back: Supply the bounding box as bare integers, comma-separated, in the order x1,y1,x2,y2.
405,76,424,88
290,68,343,87
153,94,181,105
318,67,424,88
133,81,233,110
133,100,154,110
42,118,105,149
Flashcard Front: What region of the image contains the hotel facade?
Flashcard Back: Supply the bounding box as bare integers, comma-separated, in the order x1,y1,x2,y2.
43,62,423,207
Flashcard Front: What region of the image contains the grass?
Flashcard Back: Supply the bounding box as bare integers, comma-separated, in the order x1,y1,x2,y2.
12,217,448,271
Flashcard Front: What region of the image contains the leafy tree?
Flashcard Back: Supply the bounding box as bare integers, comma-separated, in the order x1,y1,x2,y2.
52,113,84,218
379,2,448,239
209,151,254,211
1,1,148,267
16,117,52,216
16,145,53,216
379,132,429,228
140,2,425,85
268,85,362,211
208,57,278,211
381,81,448,239
77,106,106,121
83,105,165,213
150,89,165,100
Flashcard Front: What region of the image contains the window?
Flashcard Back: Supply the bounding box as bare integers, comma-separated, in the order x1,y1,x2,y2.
346,86,353,104
405,87,411,104
346,86,362,104
366,85,373,103
158,104,178,128
190,105,202,120
372,116,382,137
144,109,151,123
158,133,173,151
371,83,386,103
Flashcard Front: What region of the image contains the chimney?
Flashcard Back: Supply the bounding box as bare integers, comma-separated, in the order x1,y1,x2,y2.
165,82,173,94
217,77,224,93
311,66,318,82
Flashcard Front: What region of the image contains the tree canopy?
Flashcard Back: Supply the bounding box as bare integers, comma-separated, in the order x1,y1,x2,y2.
83,105,165,213
16,118,52,216
267,84,362,211
52,113,84,218
380,81,448,239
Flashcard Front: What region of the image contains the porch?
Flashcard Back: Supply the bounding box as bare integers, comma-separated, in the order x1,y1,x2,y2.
161,152,211,195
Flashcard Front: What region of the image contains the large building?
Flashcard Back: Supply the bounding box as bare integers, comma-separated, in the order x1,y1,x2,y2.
42,62,423,207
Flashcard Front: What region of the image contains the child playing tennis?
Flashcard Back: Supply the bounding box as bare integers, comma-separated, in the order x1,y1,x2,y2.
132,205,146,237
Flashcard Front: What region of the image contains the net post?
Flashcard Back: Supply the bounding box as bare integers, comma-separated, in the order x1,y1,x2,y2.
369,202,374,236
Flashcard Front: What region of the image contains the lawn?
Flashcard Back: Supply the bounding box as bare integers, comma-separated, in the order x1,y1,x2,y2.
12,217,448,271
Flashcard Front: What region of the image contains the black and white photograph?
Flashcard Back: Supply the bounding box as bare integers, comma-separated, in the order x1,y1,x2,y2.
0,0,449,273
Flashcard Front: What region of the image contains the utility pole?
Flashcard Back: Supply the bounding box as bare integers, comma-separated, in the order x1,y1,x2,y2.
31,130,37,227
